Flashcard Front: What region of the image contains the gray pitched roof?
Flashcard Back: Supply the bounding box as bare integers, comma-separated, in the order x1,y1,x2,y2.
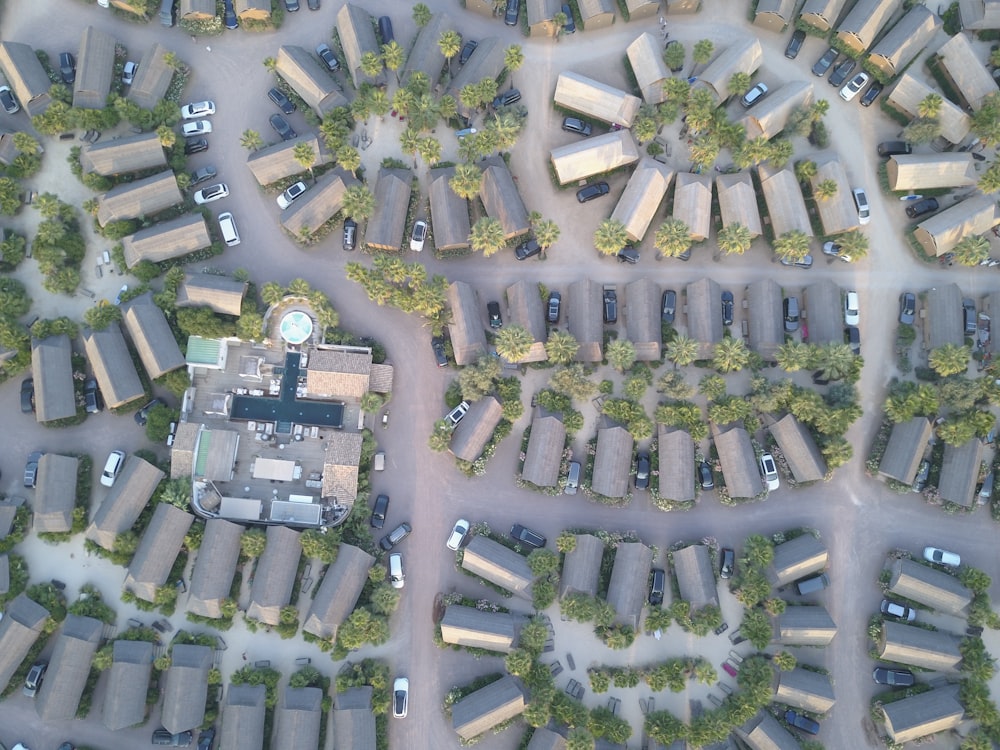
447,281,487,366
187,518,243,618
938,437,983,507
736,710,802,750
878,417,932,484
672,171,713,241
0,41,52,116
591,425,634,498
234,0,270,17
769,414,827,483
959,0,1000,29
716,171,762,237
162,644,213,733
803,280,842,345
122,294,185,379
461,536,534,598
550,130,640,185
836,0,900,53
887,74,971,145
625,277,662,361
446,37,507,117
401,12,449,86
775,605,837,646
333,686,376,750
121,214,212,268
809,154,861,235
82,324,144,409
31,334,77,422
429,167,471,252
452,675,526,740
657,428,695,503
672,544,719,609
755,0,798,30
554,71,642,127
440,604,516,652
559,534,604,598
768,534,829,587
97,170,182,227
606,542,652,628
746,278,784,361
882,685,964,743
86,454,165,551
366,168,412,251
336,3,382,89
124,503,194,602
758,164,813,238
303,543,375,639
886,153,976,192
695,37,763,103
713,425,764,499
936,32,1000,111
568,278,604,362
246,134,334,186
74,26,116,110
176,273,248,316
275,686,323,749
522,413,566,487
0,594,49,693
450,397,504,462
627,33,669,105
219,683,267,750
775,668,836,713
36,615,103,721
577,0,616,23
506,280,548,363
280,168,358,237
79,131,167,176
127,43,174,110
867,5,941,78
739,81,813,140
528,727,568,750
878,620,962,671
180,0,216,17
34,453,79,533
479,155,530,239
612,158,672,244
247,525,303,625
914,194,1000,257
103,640,154,730
686,278,724,358
887,558,973,615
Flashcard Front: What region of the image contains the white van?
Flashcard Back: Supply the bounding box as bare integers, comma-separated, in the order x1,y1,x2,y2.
218,212,240,246
101,450,126,487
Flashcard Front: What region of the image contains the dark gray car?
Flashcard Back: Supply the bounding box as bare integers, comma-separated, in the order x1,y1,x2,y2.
811,48,838,76
504,0,519,25
899,292,915,325
661,289,676,323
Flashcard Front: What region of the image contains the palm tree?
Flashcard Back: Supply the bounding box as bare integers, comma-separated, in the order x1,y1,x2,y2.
392,88,415,119
459,84,480,113
469,216,506,256
381,41,405,84
407,71,431,96
336,144,361,174
794,159,817,184
837,230,869,261
490,110,522,151
767,139,793,168
663,41,686,73
606,339,636,372
593,219,628,256
292,142,317,180
691,39,714,75
400,127,421,168
12,132,39,155
689,138,720,170
342,185,376,221
978,162,1000,194
632,114,658,144
449,163,482,200
417,136,442,167
360,51,383,81
773,230,810,262
712,337,750,373
953,235,991,266
717,224,752,256
814,179,838,200
262,56,277,72
495,325,533,361
439,30,462,74
654,218,692,258
240,129,264,151
477,79,499,109
665,334,698,368
918,93,943,119
552,11,567,38
775,341,811,372
155,125,176,149
504,45,525,88
412,2,432,26
903,117,941,144
533,218,560,251
815,343,856,381
929,343,970,376
728,72,751,99
438,94,458,123
662,77,690,103
546,330,579,364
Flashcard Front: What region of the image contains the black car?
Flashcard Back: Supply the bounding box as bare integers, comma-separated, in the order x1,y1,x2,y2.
504,0,520,25
906,197,939,219
964,298,977,335
828,58,856,87
431,336,448,367
872,667,915,687
59,52,76,84
135,398,164,426
561,3,575,33
846,325,860,355
634,452,650,489
510,523,546,548
190,165,217,186
547,292,561,323
877,140,911,158
268,87,296,114
912,459,930,492
459,40,478,66
284,0,299,11
269,114,297,141
20,376,34,413
370,493,390,529
493,88,521,108
576,182,609,203
698,461,714,490
184,137,208,155
84,378,103,414
811,47,838,77
860,81,883,107
316,43,339,72
514,237,541,260
197,728,216,750
603,288,617,323
784,710,820,735
562,116,591,136
379,522,411,551
343,218,357,251
649,568,665,605
0,86,19,114
899,292,916,325
720,548,735,579
487,301,502,329
785,29,806,59
661,289,676,323
721,291,734,326
617,247,639,264
152,729,193,747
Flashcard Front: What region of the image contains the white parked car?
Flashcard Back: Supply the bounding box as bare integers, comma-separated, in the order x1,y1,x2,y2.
839,72,870,102
180,100,216,119
277,181,307,209
852,187,870,225
193,183,229,204
445,400,470,427
844,290,860,326
122,61,137,85
410,220,428,252
759,452,779,491
388,553,404,589
181,119,213,137
924,547,960,566
392,677,409,718
446,519,470,551
101,450,126,487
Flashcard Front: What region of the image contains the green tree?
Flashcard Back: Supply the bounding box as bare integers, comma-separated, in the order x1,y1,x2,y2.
654,218,692,258
412,2,432,26
664,334,699,369
728,72,751,98
449,162,482,200
688,137,720,170
663,42,685,73
547,330,579,364
495,325,533,362
360,51,383,80
837,230,869,261
717,223,752,255
504,44,525,87
794,159,817,183
978,161,1000,194
438,29,462,74
532,217,560,251
903,117,941,144
953,235,991,266
775,341,811,372
929,343,970,377
918,93,943,119
662,76,690,103
342,185,376,221
0,177,21,215
606,339,637,372
593,219,628,256
712,337,750,373
240,129,264,151
240,528,266,559
773,229,810,262
292,142,317,180
691,39,714,75
814,179,838,200
381,41,405,84
469,216,506,256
